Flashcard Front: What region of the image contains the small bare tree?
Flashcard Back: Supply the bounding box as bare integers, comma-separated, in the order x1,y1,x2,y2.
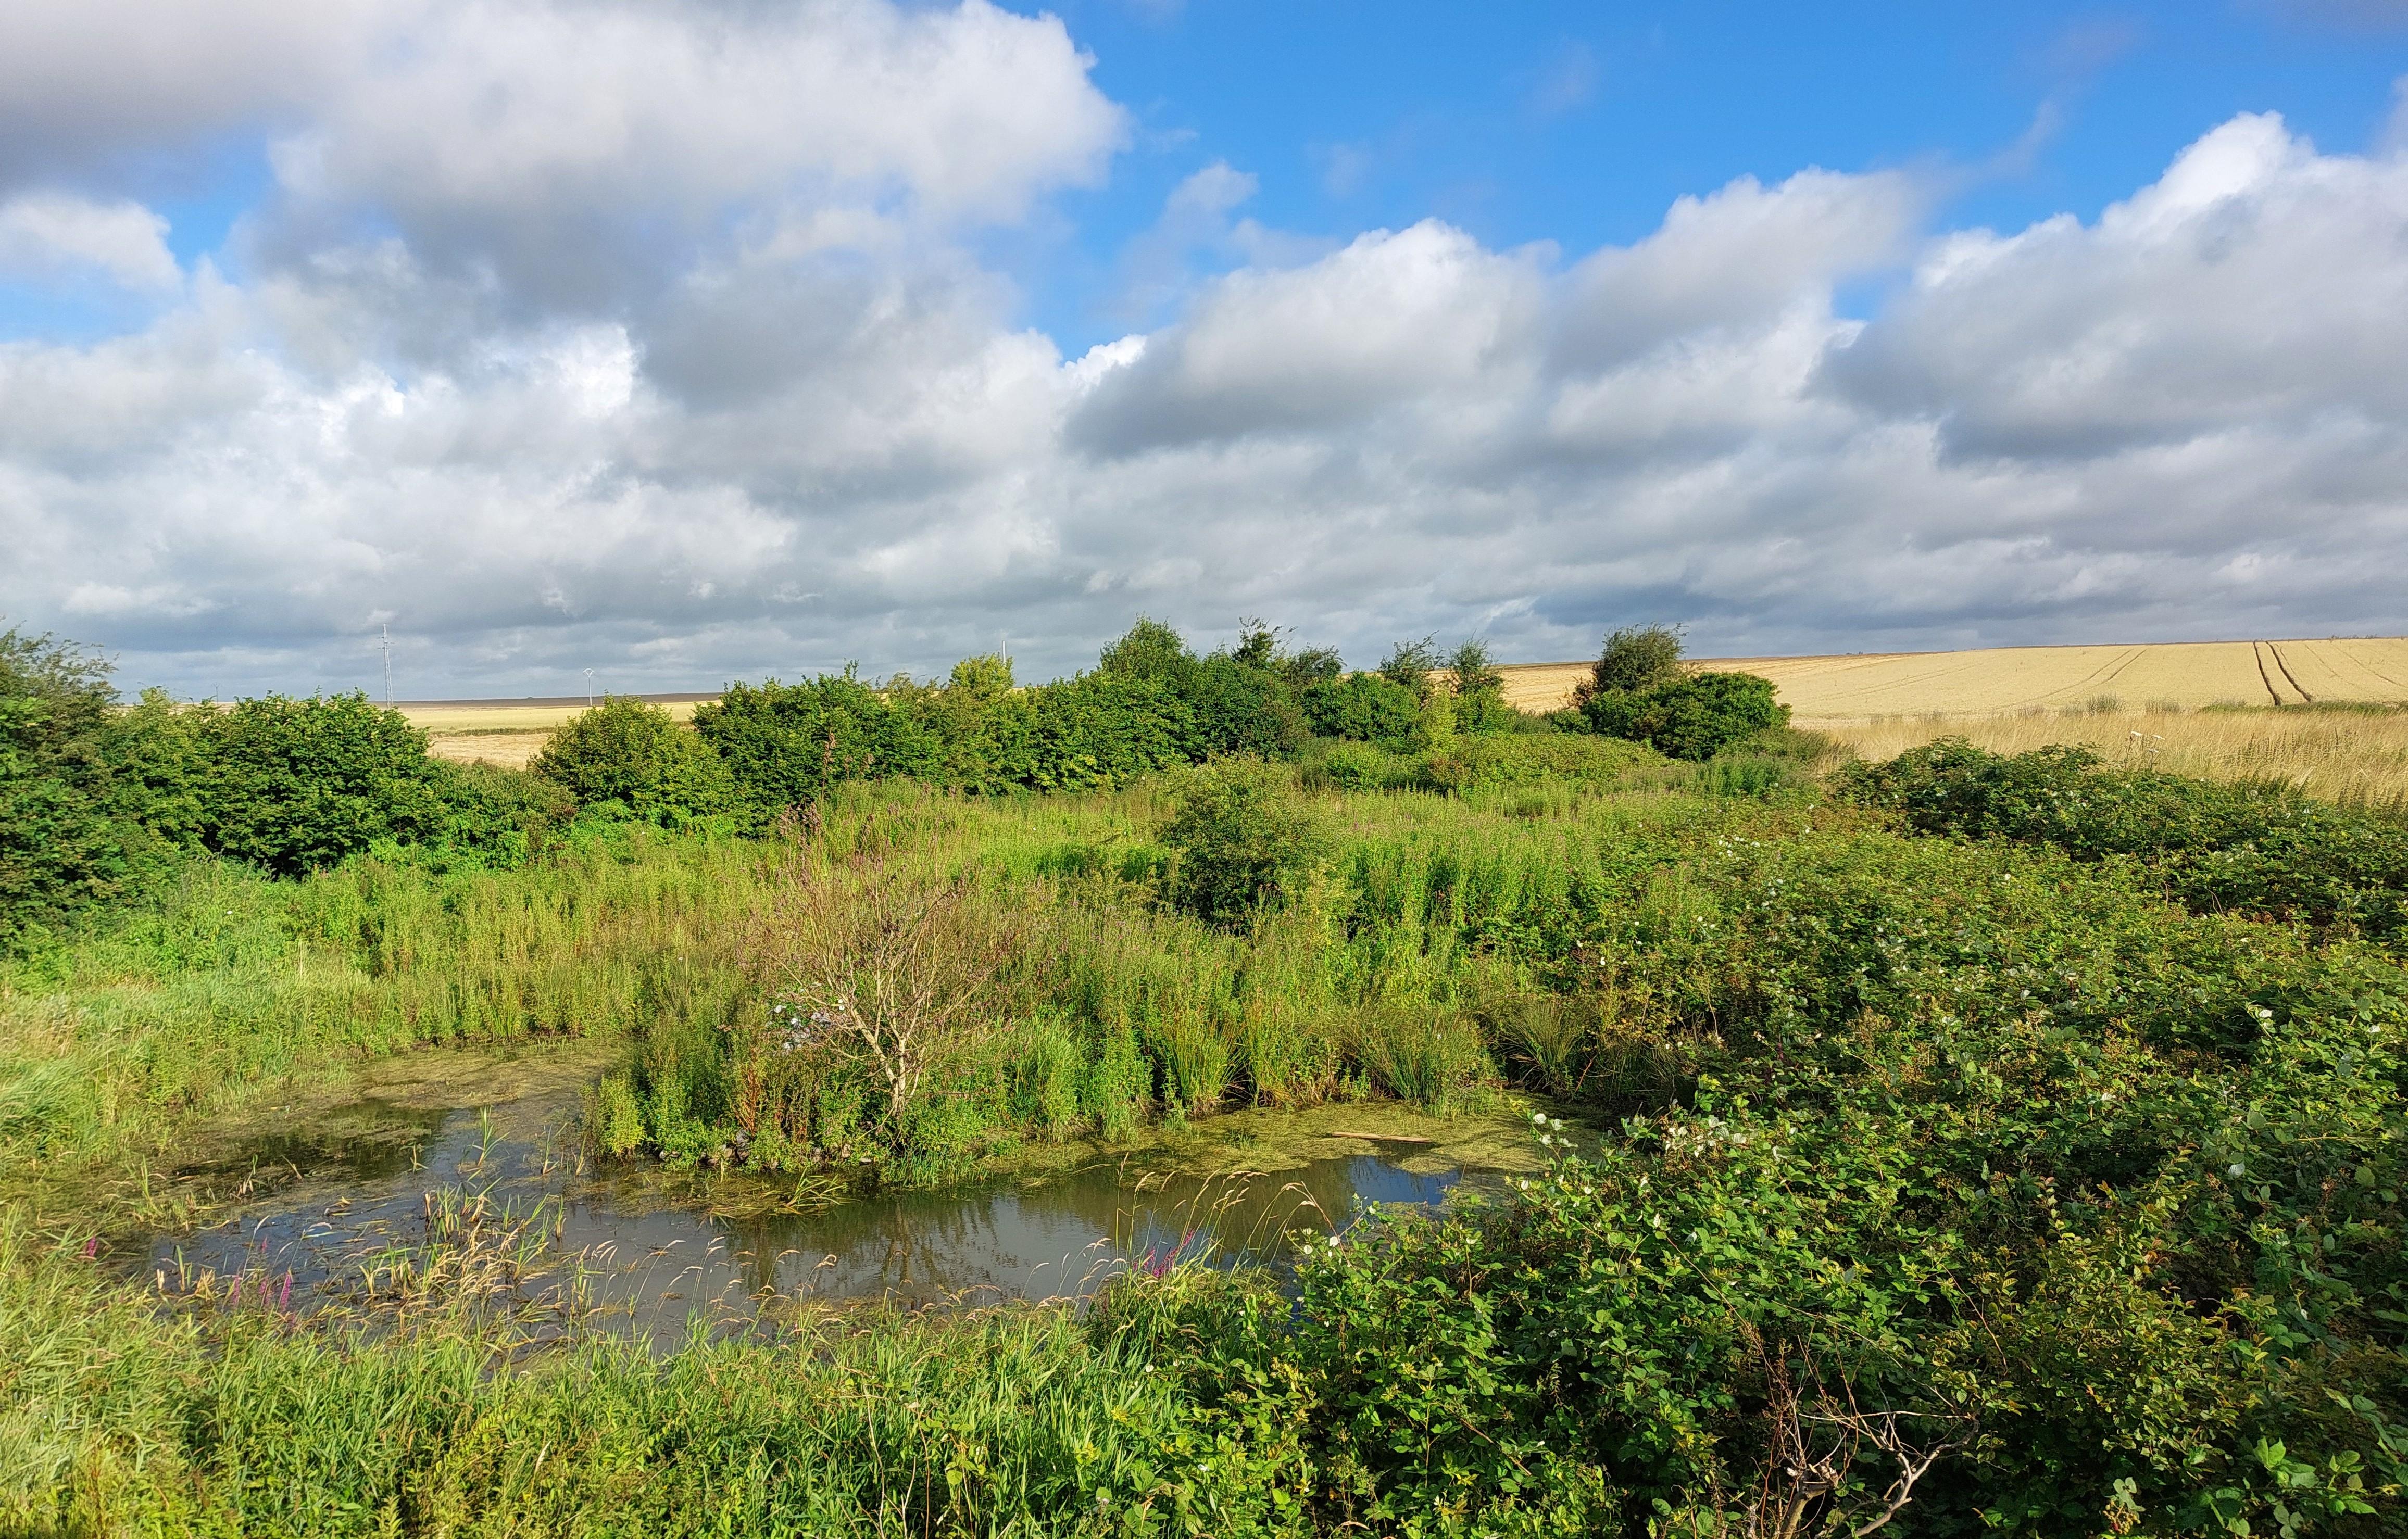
754,859,1019,1128
1694,1327,1975,1539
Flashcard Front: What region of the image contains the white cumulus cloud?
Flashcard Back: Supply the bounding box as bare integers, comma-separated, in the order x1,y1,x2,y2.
0,7,2404,699
0,193,180,289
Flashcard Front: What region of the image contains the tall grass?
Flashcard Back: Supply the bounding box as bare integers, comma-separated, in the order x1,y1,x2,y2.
0,824,779,1177
3,773,1802,1191
1,1215,1285,1536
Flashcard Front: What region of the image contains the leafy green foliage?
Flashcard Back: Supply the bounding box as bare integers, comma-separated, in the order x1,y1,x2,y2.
0,630,195,945
195,689,539,872
1574,623,1686,702
1098,615,1196,683
1301,673,1423,745
531,695,735,824
1163,760,1322,926
694,668,943,822
1581,670,1789,760
1377,635,1441,701
1842,738,2408,940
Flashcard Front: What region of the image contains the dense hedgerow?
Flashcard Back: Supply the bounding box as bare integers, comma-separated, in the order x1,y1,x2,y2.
3,632,564,943
5,614,1668,950
1842,737,2408,941
1560,624,1795,760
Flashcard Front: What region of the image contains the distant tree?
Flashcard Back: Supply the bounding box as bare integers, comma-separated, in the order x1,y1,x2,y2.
1278,646,1345,689
1448,638,1504,699
1574,624,1686,705
1098,617,1196,684
1231,618,1287,672
1378,636,1443,702
946,652,1015,699
1447,637,1516,735
532,696,734,824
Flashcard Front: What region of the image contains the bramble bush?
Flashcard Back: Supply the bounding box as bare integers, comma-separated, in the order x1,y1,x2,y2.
1580,668,1789,760
1301,672,1424,745
1841,737,2408,941
1562,624,1792,760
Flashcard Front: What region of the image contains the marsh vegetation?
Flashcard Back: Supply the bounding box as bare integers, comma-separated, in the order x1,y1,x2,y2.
6,618,2408,1535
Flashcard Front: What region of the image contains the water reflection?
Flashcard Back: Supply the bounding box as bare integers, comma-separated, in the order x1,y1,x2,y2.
138,1100,1461,1335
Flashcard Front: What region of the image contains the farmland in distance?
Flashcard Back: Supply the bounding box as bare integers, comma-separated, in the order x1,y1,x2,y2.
1496,636,2408,720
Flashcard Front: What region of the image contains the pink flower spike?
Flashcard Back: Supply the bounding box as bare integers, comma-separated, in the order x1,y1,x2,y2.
81,1236,100,1260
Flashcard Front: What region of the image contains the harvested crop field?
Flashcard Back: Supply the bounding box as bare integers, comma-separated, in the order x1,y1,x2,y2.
1498,637,2408,721
412,641,2408,770
1825,702,2408,815
406,695,704,769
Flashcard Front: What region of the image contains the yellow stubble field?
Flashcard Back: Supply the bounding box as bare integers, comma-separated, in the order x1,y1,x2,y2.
1499,638,2408,719
1504,638,2408,810
411,640,2408,806
406,699,702,771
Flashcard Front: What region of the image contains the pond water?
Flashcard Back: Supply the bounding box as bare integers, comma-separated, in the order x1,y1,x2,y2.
133,1093,1478,1340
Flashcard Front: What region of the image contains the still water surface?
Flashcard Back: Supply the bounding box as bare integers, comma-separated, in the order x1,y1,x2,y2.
138,1097,1468,1336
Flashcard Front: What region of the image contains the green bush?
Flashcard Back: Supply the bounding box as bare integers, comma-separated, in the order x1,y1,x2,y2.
193,693,466,875
1162,759,1322,926
1581,670,1788,760
1375,635,1440,700
1573,622,1686,701
1300,672,1422,745
1841,737,2408,940
0,631,204,945
695,668,943,823
532,696,735,824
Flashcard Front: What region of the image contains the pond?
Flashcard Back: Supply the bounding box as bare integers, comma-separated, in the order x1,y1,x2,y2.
131,1079,1514,1342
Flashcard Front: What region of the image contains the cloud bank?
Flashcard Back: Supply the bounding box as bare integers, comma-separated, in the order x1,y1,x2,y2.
1,1,2404,694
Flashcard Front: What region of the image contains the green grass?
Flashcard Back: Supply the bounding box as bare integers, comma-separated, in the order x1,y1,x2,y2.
1,1216,1302,1537
0,823,781,1189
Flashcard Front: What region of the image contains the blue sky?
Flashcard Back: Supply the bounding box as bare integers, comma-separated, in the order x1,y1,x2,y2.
2,0,2406,696
1025,1,2408,345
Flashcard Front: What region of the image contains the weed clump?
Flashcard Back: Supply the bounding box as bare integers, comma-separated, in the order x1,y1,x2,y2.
1162,759,1322,927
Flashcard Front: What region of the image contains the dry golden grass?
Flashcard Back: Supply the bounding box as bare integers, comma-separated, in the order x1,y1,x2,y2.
1502,638,2408,721
1825,703,2408,814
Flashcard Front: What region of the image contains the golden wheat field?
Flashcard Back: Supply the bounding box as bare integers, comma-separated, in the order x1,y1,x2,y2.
1499,637,2408,720
413,640,2408,806
408,697,702,770
1503,637,2408,808
1822,704,2408,814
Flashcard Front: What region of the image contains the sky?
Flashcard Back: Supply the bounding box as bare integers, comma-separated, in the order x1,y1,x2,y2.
2,1,2407,698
